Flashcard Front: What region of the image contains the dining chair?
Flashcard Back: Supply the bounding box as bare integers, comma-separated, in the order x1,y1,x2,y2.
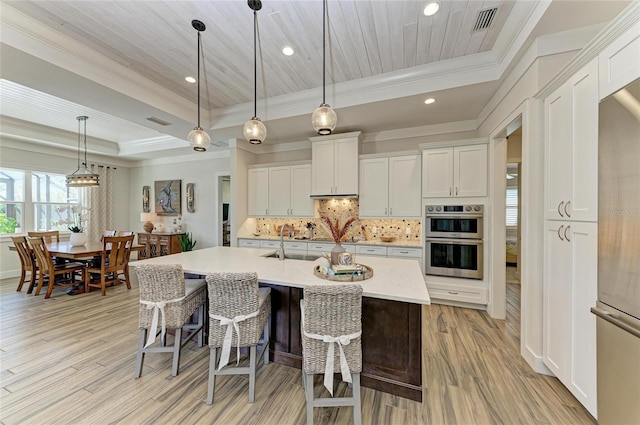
134,264,206,378
205,272,271,405
29,237,86,299
301,284,363,425
12,236,37,293
85,235,135,296
27,230,60,243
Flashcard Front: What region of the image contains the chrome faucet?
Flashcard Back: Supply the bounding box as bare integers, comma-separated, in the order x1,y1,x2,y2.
279,224,292,260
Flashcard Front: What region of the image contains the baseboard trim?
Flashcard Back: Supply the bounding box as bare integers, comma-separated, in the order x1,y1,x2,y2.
522,345,554,376
0,270,20,280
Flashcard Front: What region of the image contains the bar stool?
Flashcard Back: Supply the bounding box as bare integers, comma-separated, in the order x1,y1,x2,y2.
301,284,363,425
134,264,206,378
205,272,271,405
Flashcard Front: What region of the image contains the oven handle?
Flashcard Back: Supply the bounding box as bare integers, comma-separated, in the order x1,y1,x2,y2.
425,213,483,219
425,238,483,245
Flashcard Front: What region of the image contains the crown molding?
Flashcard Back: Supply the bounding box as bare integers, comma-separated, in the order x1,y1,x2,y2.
134,149,231,167
361,120,478,144
536,1,640,99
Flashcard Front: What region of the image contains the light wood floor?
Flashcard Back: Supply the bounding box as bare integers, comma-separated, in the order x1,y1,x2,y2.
0,276,594,425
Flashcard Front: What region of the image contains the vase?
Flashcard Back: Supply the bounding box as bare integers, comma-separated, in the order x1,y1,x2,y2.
330,243,346,265
69,232,87,247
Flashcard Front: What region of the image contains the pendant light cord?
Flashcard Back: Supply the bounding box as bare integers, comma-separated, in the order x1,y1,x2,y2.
76,118,82,170
253,9,257,118
197,31,201,128
83,118,88,169
322,0,326,105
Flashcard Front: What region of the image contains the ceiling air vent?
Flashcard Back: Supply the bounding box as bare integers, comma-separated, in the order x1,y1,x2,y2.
146,116,172,126
472,7,498,32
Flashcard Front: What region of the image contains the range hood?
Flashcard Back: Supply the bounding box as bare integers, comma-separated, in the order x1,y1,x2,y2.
310,193,359,199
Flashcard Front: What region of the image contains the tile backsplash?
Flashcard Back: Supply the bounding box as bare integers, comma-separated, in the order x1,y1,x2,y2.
255,199,421,242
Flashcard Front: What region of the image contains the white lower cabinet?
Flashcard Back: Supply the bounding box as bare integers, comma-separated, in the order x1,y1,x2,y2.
355,245,387,257
426,281,486,305
543,220,597,417
238,239,260,248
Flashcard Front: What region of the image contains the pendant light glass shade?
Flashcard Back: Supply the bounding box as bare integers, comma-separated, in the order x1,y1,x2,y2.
66,116,100,187
312,104,337,135
188,127,211,152
244,1,266,145
188,19,210,152
243,117,267,145
312,0,337,135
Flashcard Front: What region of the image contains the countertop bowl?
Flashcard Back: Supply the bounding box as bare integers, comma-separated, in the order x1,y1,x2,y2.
380,236,396,242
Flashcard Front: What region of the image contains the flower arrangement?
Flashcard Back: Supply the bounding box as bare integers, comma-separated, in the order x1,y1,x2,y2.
56,205,90,233
319,215,358,244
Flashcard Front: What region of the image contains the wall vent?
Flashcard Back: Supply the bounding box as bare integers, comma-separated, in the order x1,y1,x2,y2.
146,116,172,126
472,7,498,32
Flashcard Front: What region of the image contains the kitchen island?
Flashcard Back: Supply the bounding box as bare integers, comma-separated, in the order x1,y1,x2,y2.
133,246,430,401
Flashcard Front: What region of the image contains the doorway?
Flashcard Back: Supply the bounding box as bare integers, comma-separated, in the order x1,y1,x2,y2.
217,174,231,247
506,126,522,286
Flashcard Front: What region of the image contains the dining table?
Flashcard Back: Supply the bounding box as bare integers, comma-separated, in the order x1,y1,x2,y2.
9,241,144,295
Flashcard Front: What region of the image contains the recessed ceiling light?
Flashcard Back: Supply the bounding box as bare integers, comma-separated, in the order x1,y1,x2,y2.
185,76,196,83
282,46,294,56
424,98,436,105
423,2,440,16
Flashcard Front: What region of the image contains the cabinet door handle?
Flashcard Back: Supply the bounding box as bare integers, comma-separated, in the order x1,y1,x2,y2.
557,224,564,241
449,187,452,196
390,208,392,215
564,200,571,218
564,225,571,242
385,208,388,216
455,187,458,196
448,291,459,295
557,201,564,217
266,209,268,215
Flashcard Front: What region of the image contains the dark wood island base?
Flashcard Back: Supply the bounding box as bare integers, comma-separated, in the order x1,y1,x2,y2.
262,283,423,402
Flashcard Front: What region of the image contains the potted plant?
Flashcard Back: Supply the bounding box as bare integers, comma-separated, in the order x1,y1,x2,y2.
319,215,358,265
56,205,90,246
179,232,197,252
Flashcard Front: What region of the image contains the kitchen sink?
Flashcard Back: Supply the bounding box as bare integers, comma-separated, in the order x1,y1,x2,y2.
261,251,322,261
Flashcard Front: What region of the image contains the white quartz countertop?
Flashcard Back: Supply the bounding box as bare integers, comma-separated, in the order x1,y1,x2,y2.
238,235,423,248
132,246,430,305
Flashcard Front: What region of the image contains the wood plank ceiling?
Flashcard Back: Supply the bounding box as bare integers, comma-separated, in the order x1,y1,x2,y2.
6,0,514,110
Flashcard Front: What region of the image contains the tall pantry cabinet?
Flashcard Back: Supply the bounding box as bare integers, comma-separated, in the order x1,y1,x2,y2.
543,58,598,417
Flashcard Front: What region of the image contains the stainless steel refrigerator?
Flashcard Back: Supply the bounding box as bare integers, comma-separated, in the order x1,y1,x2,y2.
592,76,640,425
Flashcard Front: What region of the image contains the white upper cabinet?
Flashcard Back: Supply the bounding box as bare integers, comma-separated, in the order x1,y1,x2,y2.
422,144,487,198
249,164,313,217
359,158,389,217
389,155,422,217
311,134,359,197
290,164,313,216
599,21,640,99
544,58,598,222
248,167,269,216
360,155,421,218
268,166,291,216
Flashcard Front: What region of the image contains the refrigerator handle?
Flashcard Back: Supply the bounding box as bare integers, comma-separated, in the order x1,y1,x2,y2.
591,307,640,338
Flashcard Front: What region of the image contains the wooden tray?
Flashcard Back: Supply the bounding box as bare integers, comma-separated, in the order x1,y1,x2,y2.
314,264,373,282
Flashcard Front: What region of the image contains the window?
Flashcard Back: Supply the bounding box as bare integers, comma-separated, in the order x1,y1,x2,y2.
0,169,25,234
506,187,518,227
0,167,84,235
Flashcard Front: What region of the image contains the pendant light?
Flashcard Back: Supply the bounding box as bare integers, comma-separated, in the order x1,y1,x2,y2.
187,19,211,152
66,116,100,187
243,0,267,145
311,0,337,135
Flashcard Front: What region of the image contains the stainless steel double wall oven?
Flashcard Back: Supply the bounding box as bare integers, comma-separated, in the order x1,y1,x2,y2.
425,204,484,279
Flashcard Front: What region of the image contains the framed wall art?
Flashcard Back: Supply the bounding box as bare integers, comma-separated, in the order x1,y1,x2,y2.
155,179,182,216
142,185,150,212
186,183,195,213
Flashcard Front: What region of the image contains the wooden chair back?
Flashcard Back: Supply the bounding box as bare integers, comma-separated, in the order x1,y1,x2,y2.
12,236,37,292
29,237,53,275
100,235,135,273
28,231,60,244
12,236,34,270
101,230,116,241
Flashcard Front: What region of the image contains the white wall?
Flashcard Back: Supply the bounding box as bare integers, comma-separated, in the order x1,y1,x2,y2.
129,153,231,250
